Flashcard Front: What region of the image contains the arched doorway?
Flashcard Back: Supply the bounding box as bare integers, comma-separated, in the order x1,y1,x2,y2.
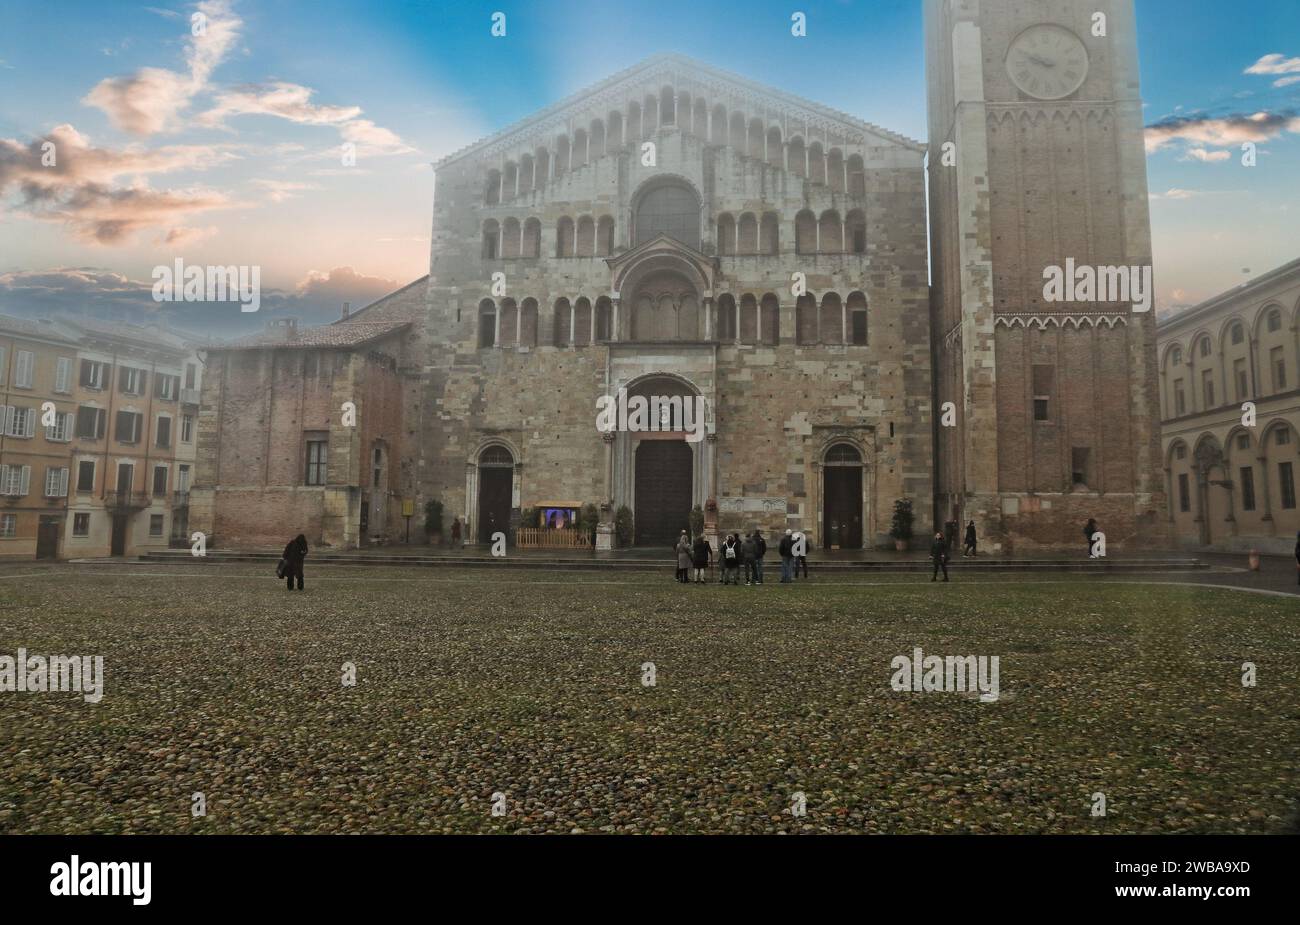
823,443,863,549
635,441,693,546
627,375,698,546
477,444,514,543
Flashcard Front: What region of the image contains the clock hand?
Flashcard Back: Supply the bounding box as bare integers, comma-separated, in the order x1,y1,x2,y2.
1027,54,1056,68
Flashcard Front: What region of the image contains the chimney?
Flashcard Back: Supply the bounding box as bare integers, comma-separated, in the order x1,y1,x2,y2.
341,301,351,321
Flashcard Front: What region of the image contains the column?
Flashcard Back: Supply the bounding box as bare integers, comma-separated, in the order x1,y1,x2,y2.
704,297,713,340
531,155,537,191
493,305,501,347
569,303,576,347
498,161,505,202
612,298,621,342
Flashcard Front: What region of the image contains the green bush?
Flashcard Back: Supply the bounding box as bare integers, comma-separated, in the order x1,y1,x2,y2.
889,498,914,541
423,499,443,535
614,505,634,547
579,503,599,543
520,506,539,529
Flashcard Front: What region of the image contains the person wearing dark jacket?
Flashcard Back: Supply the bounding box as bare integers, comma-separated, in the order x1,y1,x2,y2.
720,534,741,584
795,533,810,579
741,533,759,586
283,533,308,591
930,532,949,582
752,529,767,584
778,529,795,583
691,534,712,583
963,520,977,557
1084,518,1099,558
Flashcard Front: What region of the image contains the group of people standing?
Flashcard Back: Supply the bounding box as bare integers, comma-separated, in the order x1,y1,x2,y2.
675,529,811,585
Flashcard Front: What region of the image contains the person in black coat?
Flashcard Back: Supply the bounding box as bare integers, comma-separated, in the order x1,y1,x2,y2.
283,533,308,591
691,534,712,583
930,531,949,582
962,520,977,557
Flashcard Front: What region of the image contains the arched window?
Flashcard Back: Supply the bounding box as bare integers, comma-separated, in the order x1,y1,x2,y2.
716,213,735,255
643,94,657,136
1197,336,1211,358
503,162,517,199
572,129,588,168
711,105,726,144
522,218,541,258
480,445,514,467
596,216,615,256
693,98,707,137
761,293,780,345
499,298,518,346
809,142,826,184
501,218,520,258
766,127,783,168
534,148,549,189
595,296,613,341
847,154,865,197
788,137,806,177
747,119,764,159
555,136,570,176
1170,345,1182,365
574,297,592,344
847,291,868,345
576,216,595,256
485,169,501,205
482,220,499,260
634,181,701,248
819,210,843,253
739,293,758,344
795,210,816,255
1230,322,1244,345
556,216,575,257
737,213,758,254
628,101,642,142
828,149,845,192
825,443,862,465
820,292,843,344
553,298,572,346
590,119,605,158
1266,308,1282,332
607,111,623,148
796,294,817,344
518,154,533,195
760,212,779,255
678,92,692,133
846,209,866,254
478,299,496,348
519,298,539,346
660,86,675,125
716,294,737,341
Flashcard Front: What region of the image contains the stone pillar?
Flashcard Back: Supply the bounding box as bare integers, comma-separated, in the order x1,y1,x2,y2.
569,303,576,347
704,296,713,340
612,298,621,342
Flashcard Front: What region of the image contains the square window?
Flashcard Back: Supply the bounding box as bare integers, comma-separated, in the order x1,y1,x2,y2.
73,512,90,537
149,514,165,536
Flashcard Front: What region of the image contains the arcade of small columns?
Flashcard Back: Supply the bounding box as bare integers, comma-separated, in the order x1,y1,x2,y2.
479,80,874,205
478,290,870,348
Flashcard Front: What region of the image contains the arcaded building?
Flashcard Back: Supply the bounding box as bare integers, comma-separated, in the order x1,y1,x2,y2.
400,53,934,548
1158,258,1300,553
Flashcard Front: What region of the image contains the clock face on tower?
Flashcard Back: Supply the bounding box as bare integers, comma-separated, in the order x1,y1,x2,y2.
1005,24,1089,100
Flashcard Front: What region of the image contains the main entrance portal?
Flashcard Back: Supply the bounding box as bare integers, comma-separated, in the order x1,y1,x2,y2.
823,443,864,549
634,440,693,546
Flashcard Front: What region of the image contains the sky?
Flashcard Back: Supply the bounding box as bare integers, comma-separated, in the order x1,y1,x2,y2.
0,0,1298,337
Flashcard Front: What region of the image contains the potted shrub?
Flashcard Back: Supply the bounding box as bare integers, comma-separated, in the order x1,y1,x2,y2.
579,503,599,545
614,505,634,547
423,499,444,543
889,498,914,552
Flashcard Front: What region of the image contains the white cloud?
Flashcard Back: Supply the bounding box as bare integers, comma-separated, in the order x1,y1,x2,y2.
1244,53,1300,76
1182,147,1231,162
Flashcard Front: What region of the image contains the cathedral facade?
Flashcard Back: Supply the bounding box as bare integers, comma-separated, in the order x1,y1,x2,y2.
195,1,1169,553
408,53,934,549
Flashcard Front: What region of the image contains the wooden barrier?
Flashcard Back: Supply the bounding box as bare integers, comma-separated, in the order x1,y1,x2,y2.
516,527,592,548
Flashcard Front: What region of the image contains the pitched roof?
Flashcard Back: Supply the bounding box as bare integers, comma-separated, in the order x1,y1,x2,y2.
56,315,197,352
217,320,411,350
1158,256,1300,331
0,313,80,345
435,52,923,168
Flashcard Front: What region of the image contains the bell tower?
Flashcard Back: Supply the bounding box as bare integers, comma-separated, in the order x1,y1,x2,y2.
925,0,1165,551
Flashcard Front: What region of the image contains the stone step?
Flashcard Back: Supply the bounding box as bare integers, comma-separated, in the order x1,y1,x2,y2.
137,550,1207,572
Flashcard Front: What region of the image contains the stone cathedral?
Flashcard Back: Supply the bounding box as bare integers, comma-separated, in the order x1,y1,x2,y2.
195,0,1165,553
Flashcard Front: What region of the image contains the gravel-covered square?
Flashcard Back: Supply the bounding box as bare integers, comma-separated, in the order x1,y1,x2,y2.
1,564,1297,834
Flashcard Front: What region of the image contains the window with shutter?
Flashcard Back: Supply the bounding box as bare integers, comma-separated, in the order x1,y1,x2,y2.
18,466,30,496
0,347,6,384
55,357,72,393
77,460,95,492
15,350,34,388
156,416,171,448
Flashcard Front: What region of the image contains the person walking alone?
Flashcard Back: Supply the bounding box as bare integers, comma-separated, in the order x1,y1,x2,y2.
692,532,712,583
675,531,692,583
450,516,461,549
779,529,795,583
930,531,949,582
963,520,977,557
282,533,308,591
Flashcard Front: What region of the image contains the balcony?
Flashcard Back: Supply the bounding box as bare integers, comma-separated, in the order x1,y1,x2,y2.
180,387,201,406
173,490,190,508
105,491,151,511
